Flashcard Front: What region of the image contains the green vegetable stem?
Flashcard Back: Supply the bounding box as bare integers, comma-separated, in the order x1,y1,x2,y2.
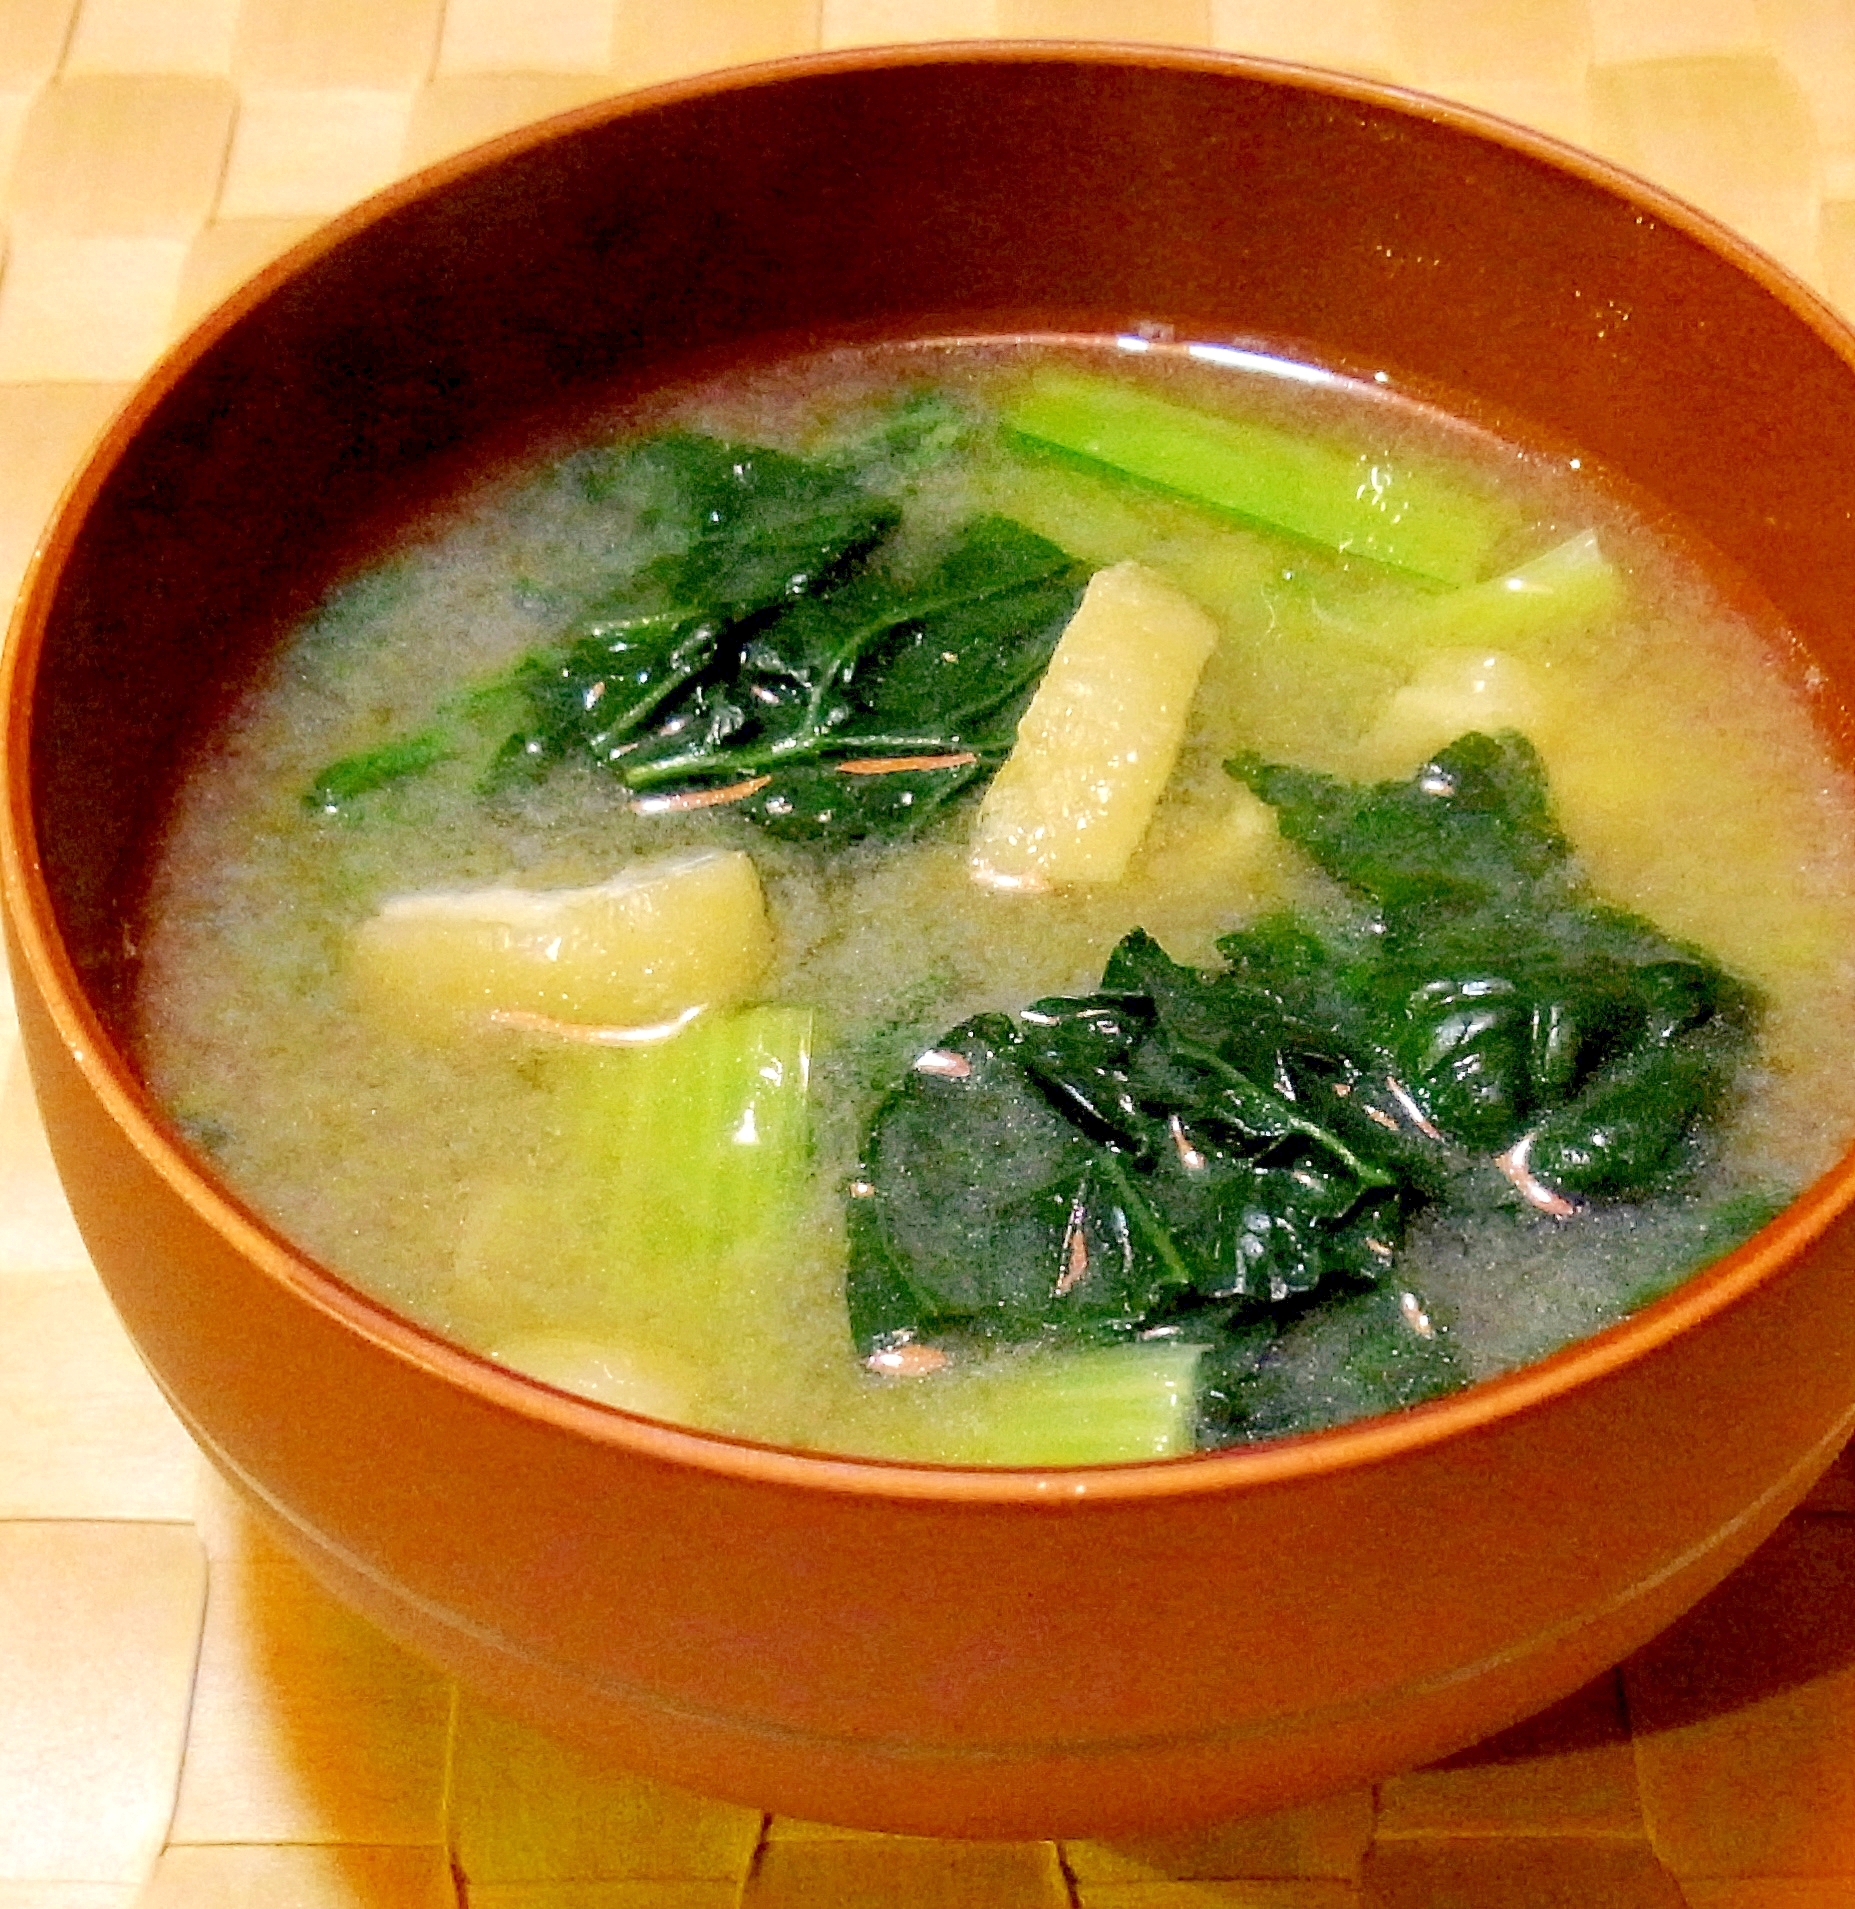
1003,368,1518,585
856,1341,1208,1467
458,1006,815,1366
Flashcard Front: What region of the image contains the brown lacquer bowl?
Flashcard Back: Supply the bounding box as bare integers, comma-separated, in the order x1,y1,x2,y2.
8,45,1855,1840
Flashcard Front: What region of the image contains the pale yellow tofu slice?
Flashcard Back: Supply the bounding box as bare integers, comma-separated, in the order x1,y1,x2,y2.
970,560,1219,888
1355,647,1548,776
1121,787,1288,965
350,848,773,1039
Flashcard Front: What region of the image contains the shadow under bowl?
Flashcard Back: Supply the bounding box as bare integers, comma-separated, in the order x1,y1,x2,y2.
8,45,1855,1839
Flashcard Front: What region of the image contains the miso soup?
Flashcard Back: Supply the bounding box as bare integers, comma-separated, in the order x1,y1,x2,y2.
132,340,1855,1465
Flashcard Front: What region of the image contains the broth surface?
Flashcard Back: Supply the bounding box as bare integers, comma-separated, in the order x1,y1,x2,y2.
133,339,1855,1460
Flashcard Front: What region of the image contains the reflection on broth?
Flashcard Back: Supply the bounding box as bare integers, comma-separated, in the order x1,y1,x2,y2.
133,341,1855,1465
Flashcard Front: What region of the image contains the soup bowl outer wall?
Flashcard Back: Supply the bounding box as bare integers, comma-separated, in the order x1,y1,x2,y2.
8,44,1855,1838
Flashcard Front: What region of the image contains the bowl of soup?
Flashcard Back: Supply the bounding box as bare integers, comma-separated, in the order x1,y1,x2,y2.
10,43,1855,1839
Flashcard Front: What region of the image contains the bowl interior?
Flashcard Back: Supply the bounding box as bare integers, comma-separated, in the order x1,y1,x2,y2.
16,45,1855,1467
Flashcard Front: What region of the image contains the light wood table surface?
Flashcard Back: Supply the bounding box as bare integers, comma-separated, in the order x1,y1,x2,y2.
6,4,1855,1905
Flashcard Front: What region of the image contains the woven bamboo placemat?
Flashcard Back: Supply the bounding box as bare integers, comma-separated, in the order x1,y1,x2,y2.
5,4,1855,1904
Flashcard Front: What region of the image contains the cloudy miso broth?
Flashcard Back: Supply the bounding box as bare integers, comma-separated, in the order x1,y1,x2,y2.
132,340,1855,1463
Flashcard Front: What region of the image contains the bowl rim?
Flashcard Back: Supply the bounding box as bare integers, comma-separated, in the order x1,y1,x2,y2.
8,37,1855,1508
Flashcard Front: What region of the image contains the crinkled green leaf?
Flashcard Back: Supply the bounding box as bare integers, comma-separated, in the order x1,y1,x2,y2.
1230,729,1570,917
617,514,1084,793
308,422,1087,845
847,956,1421,1359
850,732,1762,1450
1224,732,1760,1188
491,436,900,781
1198,1281,1465,1444
736,759,992,845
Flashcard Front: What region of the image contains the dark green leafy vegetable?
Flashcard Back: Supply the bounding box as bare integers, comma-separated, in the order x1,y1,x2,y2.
309,432,896,810
485,434,902,786
308,415,1088,843
303,675,531,814
731,760,991,847
1236,727,1571,913
1226,731,1760,1196
848,731,1760,1448
1521,1022,1749,1197
1196,1282,1465,1444
847,945,1426,1357
614,514,1088,794
306,729,452,811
